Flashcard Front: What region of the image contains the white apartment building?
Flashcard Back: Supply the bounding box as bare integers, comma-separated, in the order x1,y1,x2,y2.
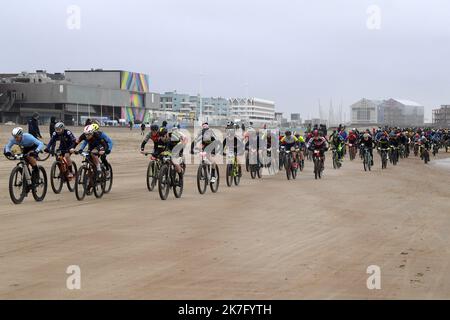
228,97,275,125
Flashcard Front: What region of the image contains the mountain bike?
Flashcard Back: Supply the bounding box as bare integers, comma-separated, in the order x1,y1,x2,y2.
74,150,106,201
225,151,242,187
332,148,342,169
312,149,324,180
284,148,298,180
379,148,389,170
7,152,48,204
196,150,219,194
363,147,373,172
420,145,430,164
158,152,183,200
49,150,77,194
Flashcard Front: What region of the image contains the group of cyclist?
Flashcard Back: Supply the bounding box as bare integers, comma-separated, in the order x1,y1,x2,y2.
3,117,114,186
3,114,450,203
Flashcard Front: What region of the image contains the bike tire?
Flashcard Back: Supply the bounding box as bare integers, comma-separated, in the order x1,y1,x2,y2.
66,162,77,192
173,168,183,199
158,164,170,200
32,166,47,202
226,164,233,187
75,167,88,201
146,161,158,192
50,161,63,194
197,165,208,194
103,163,113,194
9,166,26,204
93,169,105,199
234,165,241,186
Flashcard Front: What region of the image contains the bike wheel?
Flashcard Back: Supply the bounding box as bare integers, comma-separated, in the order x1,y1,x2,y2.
75,167,87,201
363,155,368,172
9,166,26,204
103,163,113,194
32,166,48,202
93,169,105,199
210,164,220,193
250,165,256,179
158,165,170,200
173,169,183,199
66,162,77,192
50,161,63,194
146,161,158,192
197,165,208,194
245,155,250,172
226,164,233,187
234,165,241,186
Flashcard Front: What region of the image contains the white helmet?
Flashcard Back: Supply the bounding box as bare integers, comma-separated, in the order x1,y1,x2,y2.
84,125,95,135
12,127,24,137
55,122,65,130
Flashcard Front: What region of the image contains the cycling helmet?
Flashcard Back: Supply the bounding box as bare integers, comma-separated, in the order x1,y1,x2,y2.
150,124,159,132
285,130,292,136
12,127,24,137
84,125,95,135
32,112,40,119
55,122,65,130
91,123,100,132
226,120,234,127
313,130,319,137
91,119,100,126
202,122,209,129
363,133,369,140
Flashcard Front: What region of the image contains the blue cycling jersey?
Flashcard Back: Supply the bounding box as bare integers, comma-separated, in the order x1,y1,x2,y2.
79,131,113,152
4,133,44,153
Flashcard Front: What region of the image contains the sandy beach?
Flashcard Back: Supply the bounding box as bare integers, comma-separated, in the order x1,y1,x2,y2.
0,125,449,299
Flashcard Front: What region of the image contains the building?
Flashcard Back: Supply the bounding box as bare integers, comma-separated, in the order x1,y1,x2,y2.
0,69,160,125
350,98,383,125
228,98,275,125
159,91,230,125
432,105,450,127
378,98,424,127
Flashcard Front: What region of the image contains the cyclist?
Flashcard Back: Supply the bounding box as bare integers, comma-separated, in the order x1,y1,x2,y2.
154,127,183,174
377,132,390,160
70,125,108,179
44,122,77,179
89,122,114,177
191,122,219,183
360,133,375,165
329,132,345,162
141,123,160,154
222,121,245,157
306,130,328,171
280,131,300,165
4,127,44,184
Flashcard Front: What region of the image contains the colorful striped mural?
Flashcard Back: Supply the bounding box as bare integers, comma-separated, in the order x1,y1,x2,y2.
120,71,149,92
121,107,146,123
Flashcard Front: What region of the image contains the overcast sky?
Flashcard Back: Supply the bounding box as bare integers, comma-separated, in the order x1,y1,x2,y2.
1,0,450,121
